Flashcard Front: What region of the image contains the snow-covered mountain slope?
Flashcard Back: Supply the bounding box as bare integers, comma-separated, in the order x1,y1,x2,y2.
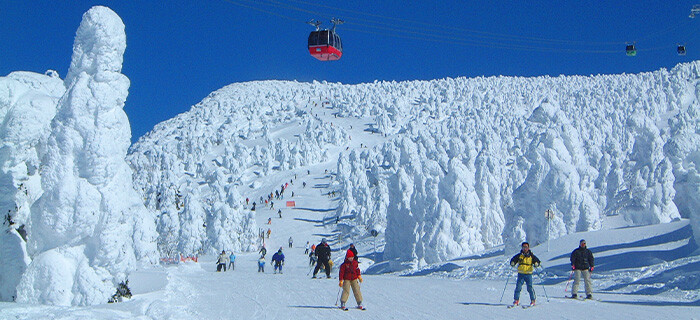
0,172,697,319
127,61,700,270
2,5,699,309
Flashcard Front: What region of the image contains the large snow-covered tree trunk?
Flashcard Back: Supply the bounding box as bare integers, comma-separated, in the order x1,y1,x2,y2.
17,6,157,306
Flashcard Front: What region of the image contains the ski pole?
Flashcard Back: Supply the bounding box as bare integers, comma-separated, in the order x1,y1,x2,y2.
499,272,512,303
536,267,550,302
335,286,342,306
564,270,574,292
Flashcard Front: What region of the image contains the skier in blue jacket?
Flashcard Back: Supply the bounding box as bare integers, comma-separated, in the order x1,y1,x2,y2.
228,252,236,271
272,248,285,274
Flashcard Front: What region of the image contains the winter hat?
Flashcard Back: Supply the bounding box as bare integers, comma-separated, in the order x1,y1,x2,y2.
321,238,327,243
346,249,355,258
580,239,586,244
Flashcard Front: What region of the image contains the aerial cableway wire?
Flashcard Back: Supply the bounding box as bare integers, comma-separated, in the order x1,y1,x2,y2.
276,0,627,46
239,0,622,49
224,0,689,54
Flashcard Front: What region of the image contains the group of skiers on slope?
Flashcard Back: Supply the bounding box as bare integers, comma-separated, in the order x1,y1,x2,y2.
509,239,594,307
247,171,309,212
215,250,236,272
256,245,286,273
251,238,368,310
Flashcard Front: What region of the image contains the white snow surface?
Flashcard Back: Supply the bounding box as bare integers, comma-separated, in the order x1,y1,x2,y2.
0,5,699,315
0,181,698,319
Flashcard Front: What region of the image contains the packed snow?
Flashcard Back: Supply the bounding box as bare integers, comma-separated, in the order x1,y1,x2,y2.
0,5,699,319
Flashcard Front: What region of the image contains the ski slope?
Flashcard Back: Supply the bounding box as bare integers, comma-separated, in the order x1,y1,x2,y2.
2,6,700,319
1,166,698,319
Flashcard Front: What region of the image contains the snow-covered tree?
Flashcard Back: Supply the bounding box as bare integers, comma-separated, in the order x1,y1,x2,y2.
18,6,157,306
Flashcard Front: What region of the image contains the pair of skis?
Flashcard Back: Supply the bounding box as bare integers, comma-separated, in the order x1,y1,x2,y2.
565,295,599,301
339,305,366,311
507,296,598,308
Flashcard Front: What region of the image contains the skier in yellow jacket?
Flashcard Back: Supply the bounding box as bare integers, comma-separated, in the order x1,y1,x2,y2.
509,242,541,307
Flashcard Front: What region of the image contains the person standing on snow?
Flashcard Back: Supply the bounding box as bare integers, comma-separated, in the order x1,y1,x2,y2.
258,256,266,273
259,245,267,258
228,251,236,271
272,247,285,274
289,237,293,248
312,238,332,278
570,239,595,299
216,250,229,272
309,248,317,266
338,249,364,310
509,242,541,307
304,241,311,254
347,243,358,258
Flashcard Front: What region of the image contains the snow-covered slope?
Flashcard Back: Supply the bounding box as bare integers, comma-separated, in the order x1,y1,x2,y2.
0,172,697,319
2,5,699,309
128,62,700,270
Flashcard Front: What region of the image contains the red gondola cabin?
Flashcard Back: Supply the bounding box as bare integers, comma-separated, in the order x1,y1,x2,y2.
308,30,343,61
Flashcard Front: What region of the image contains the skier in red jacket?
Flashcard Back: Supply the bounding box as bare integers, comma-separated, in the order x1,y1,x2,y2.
338,249,364,310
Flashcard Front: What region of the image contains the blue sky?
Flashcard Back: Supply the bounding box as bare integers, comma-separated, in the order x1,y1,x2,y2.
2,1,698,142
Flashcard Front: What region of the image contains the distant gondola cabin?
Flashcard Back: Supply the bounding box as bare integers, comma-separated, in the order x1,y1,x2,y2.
308,30,343,61
678,45,687,56
626,44,637,56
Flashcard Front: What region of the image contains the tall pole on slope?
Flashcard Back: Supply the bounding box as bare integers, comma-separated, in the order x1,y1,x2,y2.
371,229,379,260
545,209,554,252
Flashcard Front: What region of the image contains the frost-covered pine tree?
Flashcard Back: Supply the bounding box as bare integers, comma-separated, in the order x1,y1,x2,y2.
503,98,601,253
664,98,700,245
17,6,156,306
0,71,64,301
616,113,680,225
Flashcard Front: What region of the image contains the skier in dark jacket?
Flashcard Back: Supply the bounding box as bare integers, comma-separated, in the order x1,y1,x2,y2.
272,248,285,274
312,238,332,278
347,243,358,258
570,239,595,299
509,242,541,307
